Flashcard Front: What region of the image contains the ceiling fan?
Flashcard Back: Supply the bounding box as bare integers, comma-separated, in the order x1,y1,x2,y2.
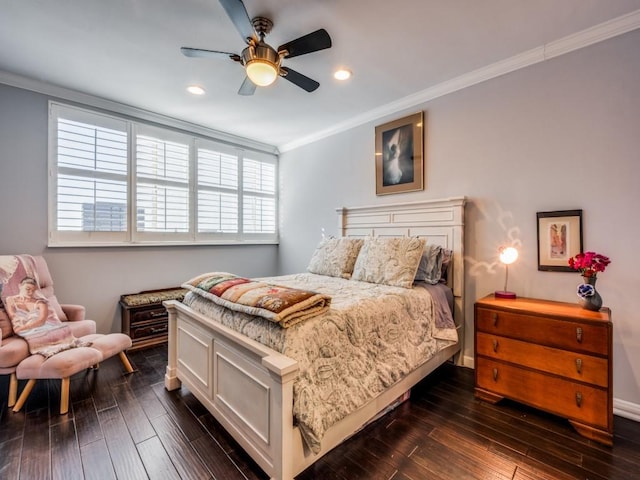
181,0,332,95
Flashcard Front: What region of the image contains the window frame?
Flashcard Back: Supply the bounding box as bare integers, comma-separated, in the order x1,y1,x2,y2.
48,102,279,247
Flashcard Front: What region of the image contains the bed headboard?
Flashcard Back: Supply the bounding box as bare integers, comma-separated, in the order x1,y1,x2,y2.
336,197,466,360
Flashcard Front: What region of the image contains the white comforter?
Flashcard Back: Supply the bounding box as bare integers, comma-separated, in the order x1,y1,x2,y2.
183,272,457,453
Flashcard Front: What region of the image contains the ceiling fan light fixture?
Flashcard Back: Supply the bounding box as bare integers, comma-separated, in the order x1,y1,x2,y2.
186,85,206,95
334,69,352,80
246,59,278,86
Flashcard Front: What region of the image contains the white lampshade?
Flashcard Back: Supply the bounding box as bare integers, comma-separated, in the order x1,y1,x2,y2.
246,60,278,87
499,246,519,265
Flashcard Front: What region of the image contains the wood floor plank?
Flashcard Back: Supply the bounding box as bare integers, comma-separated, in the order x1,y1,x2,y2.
149,413,212,480
19,407,50,480
73,398,102,447
151,382,207,442
97,406,149,480
110,382,155,444
0,436,22,479
191,433,257,480
80,439,116,480
51,417,83,480
136,435,181,480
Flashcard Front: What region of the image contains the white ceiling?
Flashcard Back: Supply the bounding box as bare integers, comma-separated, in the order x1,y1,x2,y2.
1,1,639,151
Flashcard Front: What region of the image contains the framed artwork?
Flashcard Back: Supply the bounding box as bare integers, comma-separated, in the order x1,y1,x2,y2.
375,111,424,195
537,210,583,272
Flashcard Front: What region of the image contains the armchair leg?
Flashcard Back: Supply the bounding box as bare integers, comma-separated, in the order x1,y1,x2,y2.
60,377,70,415
12,379,37,413
119,351,136,374
8,373,18,408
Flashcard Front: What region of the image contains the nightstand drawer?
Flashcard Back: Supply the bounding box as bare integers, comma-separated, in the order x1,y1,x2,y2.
476,332,608,387
476,357,608,428
476,307,608,355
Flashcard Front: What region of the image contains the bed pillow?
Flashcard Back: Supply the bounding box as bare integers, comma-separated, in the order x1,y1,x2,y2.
307,237,364,278
439,248,453,283
414,244,444,284
351,237,425,288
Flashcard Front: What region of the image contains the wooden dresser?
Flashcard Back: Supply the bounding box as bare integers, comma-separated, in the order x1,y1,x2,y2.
120,287,187,352
474,295,613,445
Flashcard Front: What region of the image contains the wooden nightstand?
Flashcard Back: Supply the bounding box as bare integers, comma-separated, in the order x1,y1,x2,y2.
474,295,613,445
120,287,187,352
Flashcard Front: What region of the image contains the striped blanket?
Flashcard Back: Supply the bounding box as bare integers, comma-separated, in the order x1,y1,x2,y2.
182,272,331,328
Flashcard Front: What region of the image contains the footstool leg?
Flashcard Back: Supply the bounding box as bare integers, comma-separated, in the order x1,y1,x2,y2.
8,373,18,408
12,379,37,413
60,377,71,415
119,351,135,374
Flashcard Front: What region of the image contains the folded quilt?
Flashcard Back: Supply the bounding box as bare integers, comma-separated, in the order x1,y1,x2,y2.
183,272,331,328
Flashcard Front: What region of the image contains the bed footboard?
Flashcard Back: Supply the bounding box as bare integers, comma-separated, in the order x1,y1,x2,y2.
164,300,299,480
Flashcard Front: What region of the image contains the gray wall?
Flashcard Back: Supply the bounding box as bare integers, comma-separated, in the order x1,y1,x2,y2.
278,30,640,410
0,84,278,334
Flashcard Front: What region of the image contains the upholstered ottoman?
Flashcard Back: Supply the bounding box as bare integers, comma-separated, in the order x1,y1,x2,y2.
12,333,134,414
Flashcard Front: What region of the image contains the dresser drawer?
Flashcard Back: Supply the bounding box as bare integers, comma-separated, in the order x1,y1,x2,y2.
130,306,168,324
130,319,169,340
476,357,609,428
476,307,608,355
476,332,608,387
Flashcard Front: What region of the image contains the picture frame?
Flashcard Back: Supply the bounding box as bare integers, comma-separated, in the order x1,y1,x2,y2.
537,210,583,272
375,111,424,195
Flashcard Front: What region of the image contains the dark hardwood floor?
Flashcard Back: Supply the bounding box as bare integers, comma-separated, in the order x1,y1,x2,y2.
1,345,639,479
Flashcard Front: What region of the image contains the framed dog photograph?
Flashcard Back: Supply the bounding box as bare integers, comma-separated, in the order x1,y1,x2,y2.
375,112,424,195
537,209,583,272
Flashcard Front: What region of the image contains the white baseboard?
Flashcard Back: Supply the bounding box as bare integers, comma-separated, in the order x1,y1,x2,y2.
614,398,640,423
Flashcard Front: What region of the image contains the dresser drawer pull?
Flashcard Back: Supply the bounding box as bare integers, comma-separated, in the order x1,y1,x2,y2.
492,339,499,353
492,312,498,326
575,392,582,408
576,327,583,343
492,368,498,381
149,310,166,318
150,326,168,334
575,358,582,374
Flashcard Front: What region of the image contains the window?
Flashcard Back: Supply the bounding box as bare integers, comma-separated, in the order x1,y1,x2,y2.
49,103,278,246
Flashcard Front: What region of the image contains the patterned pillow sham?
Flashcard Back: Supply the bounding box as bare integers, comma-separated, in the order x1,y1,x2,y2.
307,237,364,278
351,236,426,288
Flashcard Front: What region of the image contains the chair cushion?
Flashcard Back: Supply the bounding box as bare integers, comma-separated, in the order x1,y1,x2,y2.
83,333,132,359
0,336,29,368
66,319,97,338
16,346,102,379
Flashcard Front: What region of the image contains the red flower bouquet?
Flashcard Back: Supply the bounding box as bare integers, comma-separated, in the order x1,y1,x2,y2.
568,251,611,278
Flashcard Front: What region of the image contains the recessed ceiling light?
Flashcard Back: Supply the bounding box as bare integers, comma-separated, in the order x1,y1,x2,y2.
187,85,206,95
334,69,352,81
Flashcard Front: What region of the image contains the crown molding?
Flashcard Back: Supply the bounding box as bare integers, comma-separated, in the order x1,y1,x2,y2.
0,70,279,155
279,9,640,152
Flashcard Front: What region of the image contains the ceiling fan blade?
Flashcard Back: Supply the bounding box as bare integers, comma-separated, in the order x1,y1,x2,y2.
280,67,319,92
219,0,257,43
278,29,332,59
181,47,240,61
238,76,257,96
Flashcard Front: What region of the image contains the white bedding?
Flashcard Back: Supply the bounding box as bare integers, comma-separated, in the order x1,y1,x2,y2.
183,272,457,453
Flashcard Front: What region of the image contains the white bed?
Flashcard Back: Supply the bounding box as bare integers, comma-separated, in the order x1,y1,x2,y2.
164,197,466,480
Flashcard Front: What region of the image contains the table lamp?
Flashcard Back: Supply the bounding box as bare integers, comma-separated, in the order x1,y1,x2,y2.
495,246,518,299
